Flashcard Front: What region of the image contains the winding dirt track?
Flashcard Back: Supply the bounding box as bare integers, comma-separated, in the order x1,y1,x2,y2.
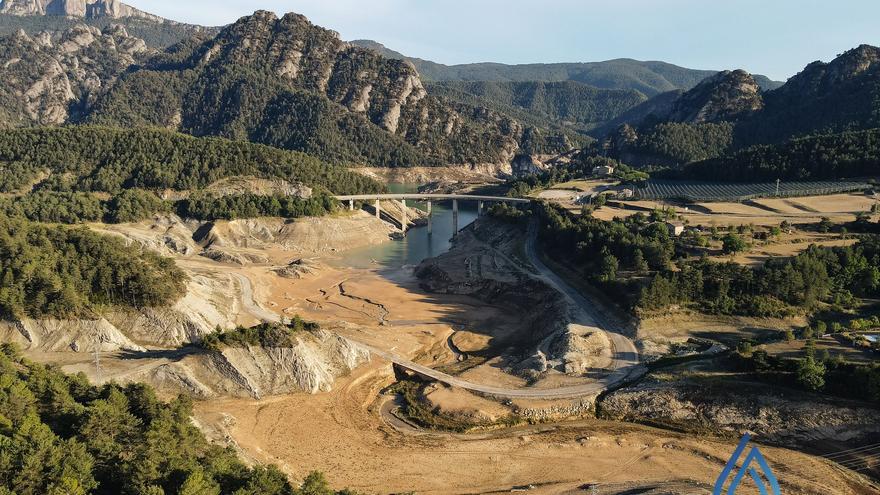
233,223,642,399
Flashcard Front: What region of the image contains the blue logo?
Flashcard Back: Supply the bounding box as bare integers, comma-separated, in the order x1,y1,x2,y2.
713,434,781,495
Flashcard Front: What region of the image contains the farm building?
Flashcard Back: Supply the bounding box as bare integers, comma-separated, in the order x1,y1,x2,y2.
666,222,685,236
592,165,615,177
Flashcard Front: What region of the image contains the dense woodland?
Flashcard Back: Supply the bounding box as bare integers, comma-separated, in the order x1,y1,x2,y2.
0,344,350,495
679,129,880,181
0,218,187,319
427,80,644,134
625,122,735,165
0,127,382,196
534,203,880,318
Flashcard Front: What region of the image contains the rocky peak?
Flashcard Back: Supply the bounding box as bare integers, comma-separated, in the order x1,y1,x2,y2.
0,23,153,125
196,10,426,133
668,69,763,123
773,44,880,101
0,0,168,23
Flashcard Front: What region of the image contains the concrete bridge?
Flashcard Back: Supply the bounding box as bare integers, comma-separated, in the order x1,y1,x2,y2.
335,194,531,235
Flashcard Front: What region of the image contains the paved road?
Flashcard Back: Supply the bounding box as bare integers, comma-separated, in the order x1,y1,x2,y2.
234,226,643,399
335,193,530,204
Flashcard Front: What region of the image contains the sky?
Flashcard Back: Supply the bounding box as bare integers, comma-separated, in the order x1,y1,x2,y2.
127,0,880,81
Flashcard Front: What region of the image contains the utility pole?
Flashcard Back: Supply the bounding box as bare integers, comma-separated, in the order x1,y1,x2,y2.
94,335,106,384
94,345,102,384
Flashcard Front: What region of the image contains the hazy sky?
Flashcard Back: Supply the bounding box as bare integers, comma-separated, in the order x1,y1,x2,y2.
127,0,880,81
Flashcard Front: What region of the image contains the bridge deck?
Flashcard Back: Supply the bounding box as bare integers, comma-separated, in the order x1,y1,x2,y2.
335,193,530,203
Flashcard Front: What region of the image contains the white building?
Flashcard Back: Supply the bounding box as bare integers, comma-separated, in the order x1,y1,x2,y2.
592,165,615,177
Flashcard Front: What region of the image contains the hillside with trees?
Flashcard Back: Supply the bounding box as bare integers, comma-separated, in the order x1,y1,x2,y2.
84,11,572,167
350,40,782,96
679,128,880,181
0,127,381,196
597,45,880,177
0,12,213,48
0,344,349,494
534,202,880,319
426,80,646,134
0,218,187,319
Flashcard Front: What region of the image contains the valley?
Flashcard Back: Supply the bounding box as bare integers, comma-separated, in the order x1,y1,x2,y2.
0,2,878,494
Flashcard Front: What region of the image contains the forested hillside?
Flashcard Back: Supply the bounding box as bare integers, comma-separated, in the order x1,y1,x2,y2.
599,45,880,177
427,80,646,134
0,127,381,195
351,40,783,96
86,11,571,167
0,218,186,319
0,13,213,48
0,344,348,494
679,128,880,181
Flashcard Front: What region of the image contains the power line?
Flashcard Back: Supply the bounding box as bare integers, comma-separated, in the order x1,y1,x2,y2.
823,443,880,459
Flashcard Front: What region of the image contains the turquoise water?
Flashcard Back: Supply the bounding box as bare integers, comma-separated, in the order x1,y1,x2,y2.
337,183,479,269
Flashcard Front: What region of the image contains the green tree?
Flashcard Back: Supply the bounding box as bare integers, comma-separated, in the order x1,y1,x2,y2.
632,249,649,275
597,249,619,283
722,233,747,254
797,357,826,391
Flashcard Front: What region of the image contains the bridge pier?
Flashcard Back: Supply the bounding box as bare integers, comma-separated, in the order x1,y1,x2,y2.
452,199,459,236
400,199,407,232
478,200,484,217
426,200,433,236
375,199,381,219
349,199,354,211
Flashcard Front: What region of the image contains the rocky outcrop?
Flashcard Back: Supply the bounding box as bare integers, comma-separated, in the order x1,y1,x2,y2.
0,270,242,352
204,330,369,397
774,44,880,102
0,318,145,352
601,377,880,448
415,219,609,380
667,69,763,124
0,24,152,125
0,0,169,23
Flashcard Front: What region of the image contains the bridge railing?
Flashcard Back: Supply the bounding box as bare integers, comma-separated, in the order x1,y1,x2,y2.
336,194,531,235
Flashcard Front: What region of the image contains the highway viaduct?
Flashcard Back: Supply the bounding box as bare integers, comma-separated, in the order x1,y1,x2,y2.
335,193,531,235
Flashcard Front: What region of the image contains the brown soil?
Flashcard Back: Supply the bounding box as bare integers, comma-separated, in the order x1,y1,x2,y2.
192,362,874,494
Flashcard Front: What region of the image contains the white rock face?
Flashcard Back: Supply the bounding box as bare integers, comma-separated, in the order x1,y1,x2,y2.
0,0,168,22
205,330,371,398
0,23,155,125
0,318,145,352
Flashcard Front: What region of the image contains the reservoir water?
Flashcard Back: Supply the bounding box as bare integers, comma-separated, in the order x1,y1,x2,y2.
337,183,479,269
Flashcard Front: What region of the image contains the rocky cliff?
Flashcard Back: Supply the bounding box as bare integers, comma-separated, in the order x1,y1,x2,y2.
0,23,151,125
601,376,880,449
0,0,167,23
197,329,370,397
86,10,559,169
667,69,763,124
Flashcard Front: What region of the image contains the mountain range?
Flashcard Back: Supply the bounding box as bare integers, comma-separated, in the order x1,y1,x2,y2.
0,5,878,180
602,44,880,172
350,39,783,96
